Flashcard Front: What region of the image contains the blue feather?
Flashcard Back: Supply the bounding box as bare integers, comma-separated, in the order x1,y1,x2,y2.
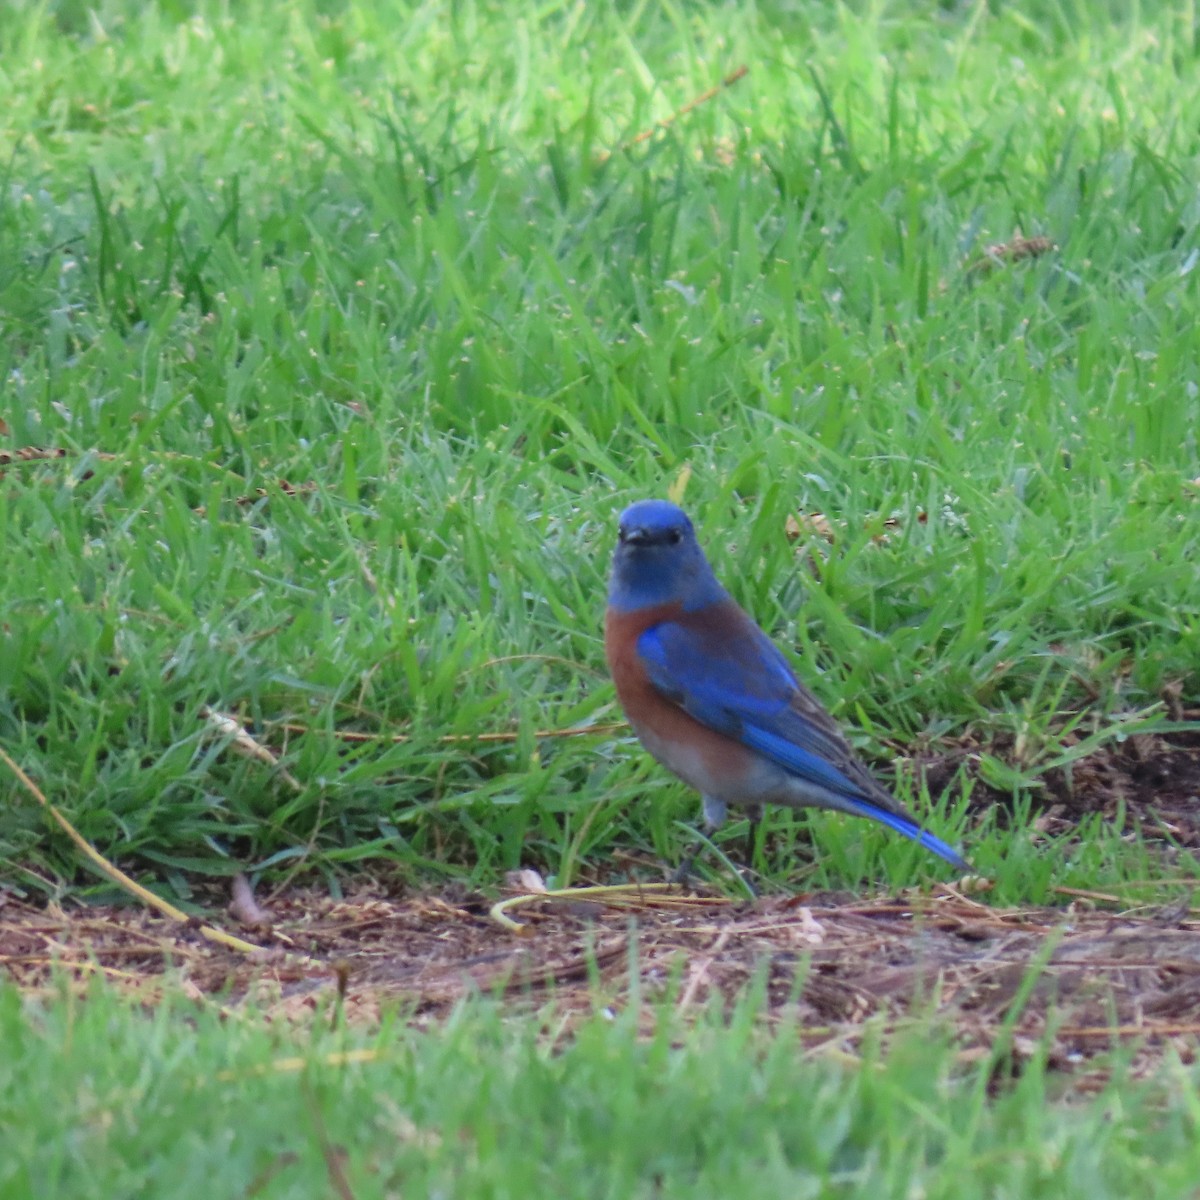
608,506,970,874
837,795,972,871
738,724,861,796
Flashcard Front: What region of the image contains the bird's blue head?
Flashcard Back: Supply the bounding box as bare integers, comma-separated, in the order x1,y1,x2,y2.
607,500,727,613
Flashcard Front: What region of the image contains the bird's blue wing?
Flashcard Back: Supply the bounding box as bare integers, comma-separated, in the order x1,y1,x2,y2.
636,610,970,872
635,612,861,793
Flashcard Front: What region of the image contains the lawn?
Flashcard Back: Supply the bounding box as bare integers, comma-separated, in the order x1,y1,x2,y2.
2,0,1200,1193
9,979,1200,1200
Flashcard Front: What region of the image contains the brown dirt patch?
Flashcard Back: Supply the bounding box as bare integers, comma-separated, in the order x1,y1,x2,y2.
921,725,1200,844
4,728,1200,1086
6,883,1200,1083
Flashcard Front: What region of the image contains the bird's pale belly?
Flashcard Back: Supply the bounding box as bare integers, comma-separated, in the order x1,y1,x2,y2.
631,718,782,806
630,715,860,818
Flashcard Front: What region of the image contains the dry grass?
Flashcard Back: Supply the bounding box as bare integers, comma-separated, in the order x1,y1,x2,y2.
6,735,1200,1093
7,880,1200,1086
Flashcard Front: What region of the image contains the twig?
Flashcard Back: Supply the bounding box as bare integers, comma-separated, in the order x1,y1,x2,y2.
302,1079,358,1200
264,720,627,745
489,881,727,934
1060,1022,1200,1038
0,447,314,513
677,929,731,1011
264,790,328,907
965,234,1055,275
1051,885,1129,905
599,65,748,161
201,707,304,792
0,446,117,465
0,745,315,963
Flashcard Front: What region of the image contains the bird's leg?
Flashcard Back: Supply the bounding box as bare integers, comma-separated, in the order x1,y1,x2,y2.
671,836,707,887
671,794,728,885
701,793,728,831
744,803,764,873
672,795,761,899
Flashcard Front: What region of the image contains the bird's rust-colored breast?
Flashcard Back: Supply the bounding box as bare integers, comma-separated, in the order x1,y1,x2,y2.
604,602,759,796
604,602,681,715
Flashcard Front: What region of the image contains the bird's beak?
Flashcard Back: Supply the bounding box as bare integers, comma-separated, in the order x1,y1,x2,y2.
620,526,650,546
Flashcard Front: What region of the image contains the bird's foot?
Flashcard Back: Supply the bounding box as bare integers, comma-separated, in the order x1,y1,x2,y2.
735,867,759,900
670,849,758,900
670,853,699,889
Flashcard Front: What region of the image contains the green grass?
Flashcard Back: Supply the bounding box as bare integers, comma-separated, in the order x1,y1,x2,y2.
2,0,1199,903
6,978,1200,1200
6,2,1200,1192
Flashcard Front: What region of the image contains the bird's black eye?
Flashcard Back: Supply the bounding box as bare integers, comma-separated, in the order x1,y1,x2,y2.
667,528,682,545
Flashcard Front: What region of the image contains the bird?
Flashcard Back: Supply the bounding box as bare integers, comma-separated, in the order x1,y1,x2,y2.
603,498,970,879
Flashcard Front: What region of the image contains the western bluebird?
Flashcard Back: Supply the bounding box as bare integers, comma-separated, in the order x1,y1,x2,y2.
604,499,969,877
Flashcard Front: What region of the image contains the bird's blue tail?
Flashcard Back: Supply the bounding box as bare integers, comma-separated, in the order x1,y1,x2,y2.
845,797,971,872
